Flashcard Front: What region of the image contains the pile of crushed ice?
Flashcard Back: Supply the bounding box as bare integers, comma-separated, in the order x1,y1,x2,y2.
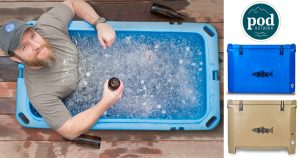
63,31,206,120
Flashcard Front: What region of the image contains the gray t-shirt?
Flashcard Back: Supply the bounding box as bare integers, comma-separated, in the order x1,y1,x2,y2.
24,3,79,129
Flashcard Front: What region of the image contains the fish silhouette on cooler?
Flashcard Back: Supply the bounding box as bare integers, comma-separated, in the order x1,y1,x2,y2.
252,71,273,78
252,126,273,134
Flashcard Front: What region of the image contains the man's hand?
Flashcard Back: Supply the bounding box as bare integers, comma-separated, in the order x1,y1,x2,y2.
57,80,123,140
100,79,124,108
96,23,116,49
63,0,116,49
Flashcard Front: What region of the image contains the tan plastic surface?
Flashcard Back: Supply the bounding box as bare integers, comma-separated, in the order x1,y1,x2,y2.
228,100,296,154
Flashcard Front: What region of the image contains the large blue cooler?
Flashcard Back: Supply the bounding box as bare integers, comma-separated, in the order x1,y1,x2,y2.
16,21,220,130
228,44,296,93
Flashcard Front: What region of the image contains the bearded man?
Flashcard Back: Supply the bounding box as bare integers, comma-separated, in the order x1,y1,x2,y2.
0,0,124,140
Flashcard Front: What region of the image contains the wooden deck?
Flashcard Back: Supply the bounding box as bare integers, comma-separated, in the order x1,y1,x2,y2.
0,0,224,157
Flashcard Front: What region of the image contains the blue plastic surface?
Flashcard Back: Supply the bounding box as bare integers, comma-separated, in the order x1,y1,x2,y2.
228,44,296,93
16,21,220,130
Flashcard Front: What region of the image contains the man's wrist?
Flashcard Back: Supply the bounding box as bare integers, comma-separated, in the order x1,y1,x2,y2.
93,17,106,28
98,100,110,109
95,23,106,31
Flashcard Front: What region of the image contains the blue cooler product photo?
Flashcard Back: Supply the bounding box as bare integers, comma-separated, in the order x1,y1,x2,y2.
227,44,296,93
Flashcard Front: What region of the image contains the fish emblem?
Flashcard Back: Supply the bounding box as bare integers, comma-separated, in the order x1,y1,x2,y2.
252,126,273,134
252,71,273,78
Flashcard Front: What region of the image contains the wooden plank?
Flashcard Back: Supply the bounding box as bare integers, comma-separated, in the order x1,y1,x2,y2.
219,51,224,80
0,82,17,98
181,0,223,22
0,140,223,158
0,89,16,98
0,114,223,141
219,38,224,53
0,82,16,89
0,98,15,114
212,23,224,39
219,52,223,100
0,57,19,81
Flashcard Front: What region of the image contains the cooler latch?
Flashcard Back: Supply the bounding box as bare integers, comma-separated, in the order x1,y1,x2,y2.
239,101,243,111
280,100,285,111
239,46,243,55
280,46,284,55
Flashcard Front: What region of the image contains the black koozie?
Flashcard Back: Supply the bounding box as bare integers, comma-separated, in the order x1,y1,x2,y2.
108,78,120,91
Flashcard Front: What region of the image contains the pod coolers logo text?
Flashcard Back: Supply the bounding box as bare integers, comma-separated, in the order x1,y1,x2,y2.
242,3,280,40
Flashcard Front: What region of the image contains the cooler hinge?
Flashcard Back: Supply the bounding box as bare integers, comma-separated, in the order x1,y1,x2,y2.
239,101,243,111
239,46,243,55
280,100,285,111
280,46,284,55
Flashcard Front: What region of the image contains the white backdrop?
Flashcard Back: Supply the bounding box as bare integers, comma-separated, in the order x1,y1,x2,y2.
224,0,299,157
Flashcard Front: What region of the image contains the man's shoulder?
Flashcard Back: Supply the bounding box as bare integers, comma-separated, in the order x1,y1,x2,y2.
36,3,73,33
38,3,73,22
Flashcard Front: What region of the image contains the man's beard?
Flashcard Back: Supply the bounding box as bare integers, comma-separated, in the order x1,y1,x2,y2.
22,39,56,68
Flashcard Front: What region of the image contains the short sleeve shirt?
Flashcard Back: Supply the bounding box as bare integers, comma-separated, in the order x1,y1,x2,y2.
24,3,79,129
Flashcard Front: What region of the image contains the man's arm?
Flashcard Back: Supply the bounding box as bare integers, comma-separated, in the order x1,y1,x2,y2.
63,0,115,49
57,81,124,140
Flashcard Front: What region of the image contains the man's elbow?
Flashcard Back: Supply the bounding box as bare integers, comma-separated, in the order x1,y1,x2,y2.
59,132,78,140
56,120,81,140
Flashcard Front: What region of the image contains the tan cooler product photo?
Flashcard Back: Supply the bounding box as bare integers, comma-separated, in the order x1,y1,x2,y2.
228,100,296,154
